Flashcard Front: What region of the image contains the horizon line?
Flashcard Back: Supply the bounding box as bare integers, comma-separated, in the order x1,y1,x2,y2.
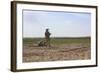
23,36,91,38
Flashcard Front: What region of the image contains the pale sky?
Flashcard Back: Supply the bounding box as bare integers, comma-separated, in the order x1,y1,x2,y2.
23,10,91,38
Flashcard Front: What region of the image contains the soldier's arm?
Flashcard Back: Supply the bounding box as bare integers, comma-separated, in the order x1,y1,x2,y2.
49,33,51,35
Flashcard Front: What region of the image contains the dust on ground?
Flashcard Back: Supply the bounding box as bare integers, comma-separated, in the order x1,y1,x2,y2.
23,43,91,62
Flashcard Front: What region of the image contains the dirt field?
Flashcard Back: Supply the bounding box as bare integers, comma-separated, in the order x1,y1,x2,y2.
23,38,91,62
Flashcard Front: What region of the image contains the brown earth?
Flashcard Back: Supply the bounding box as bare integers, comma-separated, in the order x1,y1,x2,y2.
23,44,91,62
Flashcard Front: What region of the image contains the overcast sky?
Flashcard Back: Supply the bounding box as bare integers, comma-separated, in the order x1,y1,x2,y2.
23,10,91,38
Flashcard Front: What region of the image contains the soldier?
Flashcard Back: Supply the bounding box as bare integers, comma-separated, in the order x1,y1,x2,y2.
45,29,51,47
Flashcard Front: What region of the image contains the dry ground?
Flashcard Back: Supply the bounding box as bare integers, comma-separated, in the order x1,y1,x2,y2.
23,43,91,62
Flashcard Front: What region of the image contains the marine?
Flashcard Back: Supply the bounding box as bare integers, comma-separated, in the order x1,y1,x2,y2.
45,29,51,47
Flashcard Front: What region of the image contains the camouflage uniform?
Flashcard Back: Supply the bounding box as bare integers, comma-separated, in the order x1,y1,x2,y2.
45,29,51,47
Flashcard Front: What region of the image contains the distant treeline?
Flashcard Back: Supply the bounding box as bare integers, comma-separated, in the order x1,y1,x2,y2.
23,37,90,39
23,37,90,44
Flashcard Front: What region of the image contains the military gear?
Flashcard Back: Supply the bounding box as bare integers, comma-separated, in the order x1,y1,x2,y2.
45,29,51,47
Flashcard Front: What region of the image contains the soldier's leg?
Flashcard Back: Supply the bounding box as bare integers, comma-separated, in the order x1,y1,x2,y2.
48,39,50,47
45,38,48,46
